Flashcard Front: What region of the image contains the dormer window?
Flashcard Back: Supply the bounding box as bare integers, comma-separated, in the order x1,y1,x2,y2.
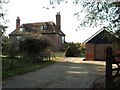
62,36,65,43
40,25,48,30
41,25,44,30
44,25,48,30
20,27,25,32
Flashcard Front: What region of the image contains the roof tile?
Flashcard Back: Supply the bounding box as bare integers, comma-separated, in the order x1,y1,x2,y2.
9,21,65,36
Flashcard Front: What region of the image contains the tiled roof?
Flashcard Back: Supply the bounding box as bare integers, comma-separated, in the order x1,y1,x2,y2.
9,21,65,36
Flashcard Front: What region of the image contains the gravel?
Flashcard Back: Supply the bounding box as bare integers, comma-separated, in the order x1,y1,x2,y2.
2,57,106,88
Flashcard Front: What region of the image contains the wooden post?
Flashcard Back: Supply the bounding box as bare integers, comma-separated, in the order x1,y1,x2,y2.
106,47,112,88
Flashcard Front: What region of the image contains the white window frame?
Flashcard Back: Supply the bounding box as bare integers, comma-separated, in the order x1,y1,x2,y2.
20,27,25,32
41,25,48,30
41,25,44,30
44,25,48,30
62,36,65,43
17,36,22,42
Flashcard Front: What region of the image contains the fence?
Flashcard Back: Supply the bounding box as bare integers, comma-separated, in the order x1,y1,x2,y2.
2,52,56,70
106,47,120,88
2,57,32,70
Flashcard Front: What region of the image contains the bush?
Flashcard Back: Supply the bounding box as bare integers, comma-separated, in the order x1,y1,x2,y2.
18,37,50,62
65,44,80,57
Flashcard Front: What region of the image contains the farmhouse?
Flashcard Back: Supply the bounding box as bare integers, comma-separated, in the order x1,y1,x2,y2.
9,12,65,51
84,27,120,61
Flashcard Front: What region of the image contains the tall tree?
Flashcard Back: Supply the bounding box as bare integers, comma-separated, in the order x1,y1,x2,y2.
0,0,9,55
47,0,120,33
0,0,9,35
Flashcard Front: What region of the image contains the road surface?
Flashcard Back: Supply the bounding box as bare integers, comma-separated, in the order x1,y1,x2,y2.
2,57,105,88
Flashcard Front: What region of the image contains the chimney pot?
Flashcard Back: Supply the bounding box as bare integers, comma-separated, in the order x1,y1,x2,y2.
16,16,20,29
56,12,61,30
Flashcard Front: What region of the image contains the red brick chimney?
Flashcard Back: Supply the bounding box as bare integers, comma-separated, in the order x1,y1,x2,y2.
16,16,20,29
56,12,61,30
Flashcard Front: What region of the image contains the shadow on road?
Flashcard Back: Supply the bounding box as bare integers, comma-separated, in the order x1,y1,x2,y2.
3,58,106,88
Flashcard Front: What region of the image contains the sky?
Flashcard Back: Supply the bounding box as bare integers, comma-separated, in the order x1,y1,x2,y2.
5,0,103,43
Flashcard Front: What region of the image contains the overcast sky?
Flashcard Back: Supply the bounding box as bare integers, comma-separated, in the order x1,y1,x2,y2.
5,0,102,43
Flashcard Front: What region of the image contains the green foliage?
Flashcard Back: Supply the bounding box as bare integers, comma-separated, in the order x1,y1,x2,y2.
7,43,18,69
81,47,85,55
113,77,120,89
0,0,9,35
2,36,18,57
2,36,19,69
2,38,18,68
2,56,29,70
7,43,18,58
48,0,120,32
2,35,9,55
74,1,120,33
65,43,81,57
0,25,7,36
19,38,49,54
0,0,9,21
64,42,85,55
18,37,50,62
54,52,65,57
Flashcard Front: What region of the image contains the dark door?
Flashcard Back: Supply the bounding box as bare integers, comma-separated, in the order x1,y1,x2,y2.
95,44,112,60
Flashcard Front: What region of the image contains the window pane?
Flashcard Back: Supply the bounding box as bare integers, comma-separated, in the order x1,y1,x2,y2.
41,26,44,30
44,25,48,30
17,36,22,41
62,36,64,43
20,28,24,32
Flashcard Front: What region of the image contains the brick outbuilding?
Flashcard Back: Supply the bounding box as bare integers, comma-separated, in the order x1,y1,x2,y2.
84,27,120,61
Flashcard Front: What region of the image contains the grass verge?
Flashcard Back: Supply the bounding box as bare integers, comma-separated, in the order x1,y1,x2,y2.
113,77,120,89
2,60,56,80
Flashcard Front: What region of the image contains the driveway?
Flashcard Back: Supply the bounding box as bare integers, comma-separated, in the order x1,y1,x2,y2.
2,57,106,88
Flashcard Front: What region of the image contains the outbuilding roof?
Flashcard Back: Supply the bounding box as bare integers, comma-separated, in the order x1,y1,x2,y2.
84,27,119,44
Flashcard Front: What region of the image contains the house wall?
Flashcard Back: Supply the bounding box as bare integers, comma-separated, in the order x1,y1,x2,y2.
54,34,64,51
53,34,63,51
85,43,95,60
9,36,17,43
9,35,19,49
45,34,63,51
9,34,64,52
54,34,61,50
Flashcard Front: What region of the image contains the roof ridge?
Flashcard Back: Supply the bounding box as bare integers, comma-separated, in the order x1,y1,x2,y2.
24,21,54,25
83,27,108,43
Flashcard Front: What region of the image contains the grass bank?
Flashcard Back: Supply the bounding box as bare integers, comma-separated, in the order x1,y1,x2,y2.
2,60,56,80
